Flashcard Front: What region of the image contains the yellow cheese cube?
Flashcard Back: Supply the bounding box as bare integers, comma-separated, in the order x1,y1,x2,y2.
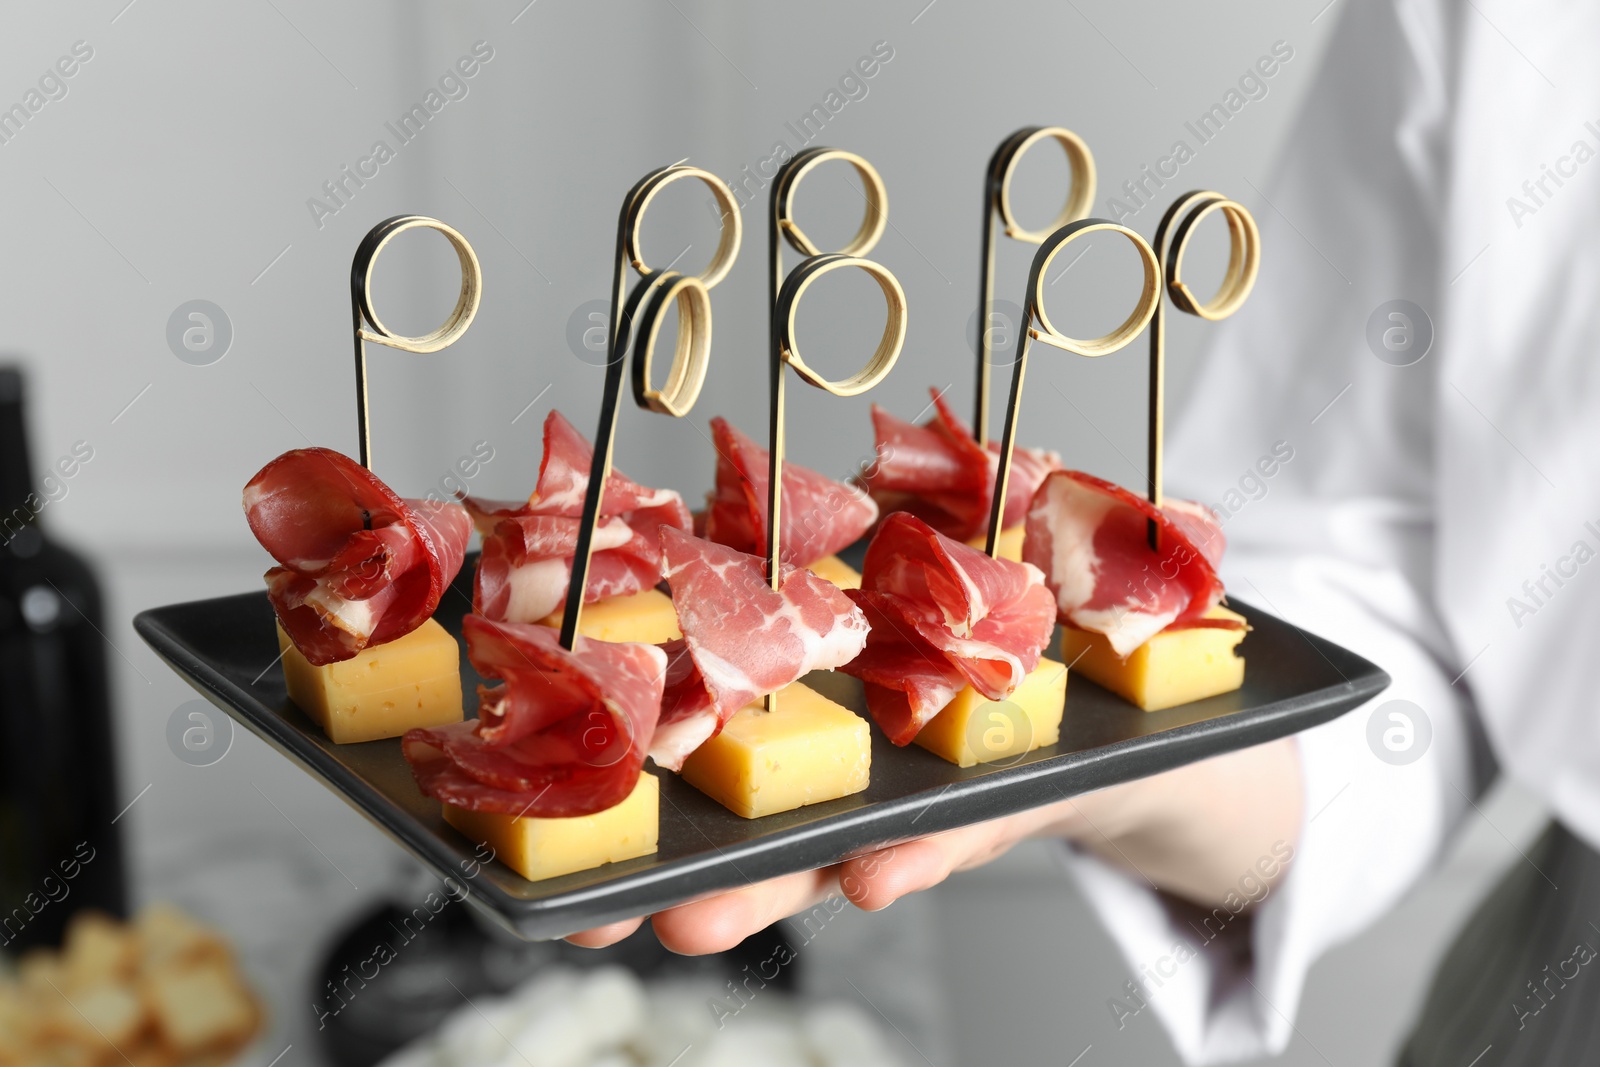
1060,605,1247,712
806,553,862,590
679,682,871,819
537,587,682,644
442,772,659,882
912,658,1068,767
278,619,462,744
964,524,1026,563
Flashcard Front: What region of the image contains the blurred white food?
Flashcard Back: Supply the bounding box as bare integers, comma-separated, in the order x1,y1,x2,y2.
376,966,910,1067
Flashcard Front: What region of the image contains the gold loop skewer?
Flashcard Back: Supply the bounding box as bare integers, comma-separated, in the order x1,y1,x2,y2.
767,256,907,589
349,215,483,471
774,254,905,398
974,126,1096,444
769,147,888,321
765,152,907,712
622,165,743,291
764,148,902,590
560,164,742,651
1146,191,1260,548
984,219,1160,558
631,272,713,418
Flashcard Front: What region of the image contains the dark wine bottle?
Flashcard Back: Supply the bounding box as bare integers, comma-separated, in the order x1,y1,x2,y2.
0,365,125,952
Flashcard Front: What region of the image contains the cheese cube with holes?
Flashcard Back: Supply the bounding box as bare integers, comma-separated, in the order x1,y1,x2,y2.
913,658,1068,767
963,525,1026,563
1061,605,1248,712
805,554,862,590
537,587,682,644
680,682,871,819
278,620,462,744
442,773,659,882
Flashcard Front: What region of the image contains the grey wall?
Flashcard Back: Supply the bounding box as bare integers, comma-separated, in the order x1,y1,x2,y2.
2,0,1329,557
7,3,1546,1066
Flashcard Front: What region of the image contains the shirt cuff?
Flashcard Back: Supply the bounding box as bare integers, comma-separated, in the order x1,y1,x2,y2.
1057,551,1477,1063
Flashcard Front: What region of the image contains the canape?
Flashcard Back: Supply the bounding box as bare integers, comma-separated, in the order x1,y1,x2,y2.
648,528,872,819
1025,470,1247,711
244,447,471,743
404,615,665,881
840,513,1064,766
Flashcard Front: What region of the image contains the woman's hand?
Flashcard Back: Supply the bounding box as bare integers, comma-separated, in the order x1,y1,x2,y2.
564,804,1067,954
567,737,1303,955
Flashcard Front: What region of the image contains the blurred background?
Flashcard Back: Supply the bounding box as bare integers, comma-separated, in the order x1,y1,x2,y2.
0,1,1546,1064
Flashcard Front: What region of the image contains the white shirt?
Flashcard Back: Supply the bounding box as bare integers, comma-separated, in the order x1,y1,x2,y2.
1061,0,1600,1059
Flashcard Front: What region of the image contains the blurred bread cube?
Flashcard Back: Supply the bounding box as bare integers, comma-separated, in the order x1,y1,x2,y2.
135,903,227,973
63,911,136,987
143,958,258,1054
57,981,146,1048
21,1043,102,1067
17,948,68,994
171,1052,232,1067
0,985,41,1063
0,902,260,1067
124,1038,179,1067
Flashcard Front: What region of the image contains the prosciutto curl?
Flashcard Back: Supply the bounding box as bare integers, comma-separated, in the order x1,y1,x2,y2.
1024,469,1236,658
402,616,666,817
648,527,870,770
243,447,471,666
466,410,691,624
699,416,878,567
860,387,1061,542
839,513,1057,746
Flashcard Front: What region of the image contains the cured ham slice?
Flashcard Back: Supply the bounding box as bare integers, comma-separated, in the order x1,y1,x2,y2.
648,527,870,770
1024,469,1234,658
699,417,878,566
861,388,1061,542
402,615,666,817
839,513,1057,745
468,410,691,624
243,447,471,666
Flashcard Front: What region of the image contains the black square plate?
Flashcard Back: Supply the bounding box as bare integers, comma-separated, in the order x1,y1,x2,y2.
134,559,1387,941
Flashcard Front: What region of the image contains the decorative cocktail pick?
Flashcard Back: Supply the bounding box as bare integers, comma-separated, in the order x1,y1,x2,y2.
973,127,1096,445
766,148,907,710
349,216,483,472
984,219,1161,558
560,164,743,650
240,216,482,733
1146,192,1260,548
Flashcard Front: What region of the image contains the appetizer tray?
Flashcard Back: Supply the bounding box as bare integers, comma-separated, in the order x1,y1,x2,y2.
135,554,1388,942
